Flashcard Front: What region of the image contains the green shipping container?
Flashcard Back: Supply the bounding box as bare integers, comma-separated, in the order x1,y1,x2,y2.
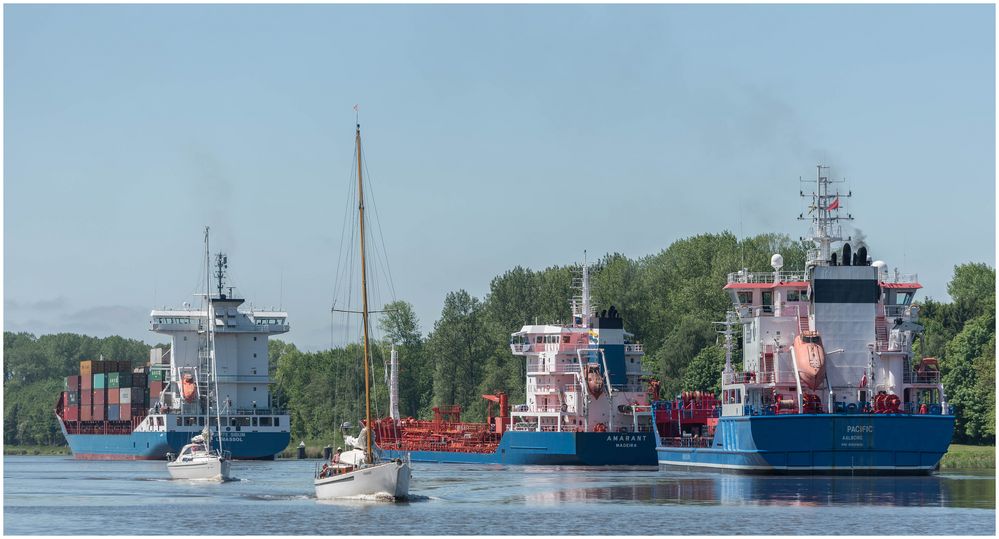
93,373,106,389
108,372,120,388
150,369,164,381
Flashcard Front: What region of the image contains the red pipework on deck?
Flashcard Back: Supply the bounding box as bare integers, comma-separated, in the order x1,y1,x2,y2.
482,392,510,435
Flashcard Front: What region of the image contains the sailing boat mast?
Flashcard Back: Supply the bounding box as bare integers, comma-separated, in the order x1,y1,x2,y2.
203,226,224,457
356,122,374,464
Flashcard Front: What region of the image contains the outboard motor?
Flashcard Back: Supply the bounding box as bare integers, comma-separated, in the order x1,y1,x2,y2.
842,243,852,266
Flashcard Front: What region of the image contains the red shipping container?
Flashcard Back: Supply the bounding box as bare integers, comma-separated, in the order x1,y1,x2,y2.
121,405,132,421
64,406,79,422
92,406,105,421
81,406,92,422
94,390,105,405
81,391,92,405
108,389,120,405
66,374,80,389
81,374,92,390
149,381,164,397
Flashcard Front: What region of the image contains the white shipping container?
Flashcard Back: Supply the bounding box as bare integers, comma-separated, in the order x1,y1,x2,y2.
120,387,131,404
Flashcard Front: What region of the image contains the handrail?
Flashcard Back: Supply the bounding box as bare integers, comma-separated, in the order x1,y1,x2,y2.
884,305,920,319
727,270,808,284
722,370,797,385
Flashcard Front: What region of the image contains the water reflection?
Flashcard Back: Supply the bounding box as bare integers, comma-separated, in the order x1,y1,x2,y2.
527,472,995,510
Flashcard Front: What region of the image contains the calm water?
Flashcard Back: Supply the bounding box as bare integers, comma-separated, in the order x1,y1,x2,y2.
4,456,995,535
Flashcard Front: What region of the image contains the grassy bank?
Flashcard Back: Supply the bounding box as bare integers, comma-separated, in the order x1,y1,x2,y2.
940,444,995,470
4,445,71,456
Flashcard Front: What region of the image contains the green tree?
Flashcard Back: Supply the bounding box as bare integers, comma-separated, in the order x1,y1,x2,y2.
680,344,726,395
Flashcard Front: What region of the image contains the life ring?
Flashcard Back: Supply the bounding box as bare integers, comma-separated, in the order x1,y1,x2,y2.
593,422,607,433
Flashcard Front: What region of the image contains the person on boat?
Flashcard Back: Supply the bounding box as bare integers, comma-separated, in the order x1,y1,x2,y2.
332,447,342,464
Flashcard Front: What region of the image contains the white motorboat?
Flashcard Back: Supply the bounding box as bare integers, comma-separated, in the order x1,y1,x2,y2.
313,119,411,501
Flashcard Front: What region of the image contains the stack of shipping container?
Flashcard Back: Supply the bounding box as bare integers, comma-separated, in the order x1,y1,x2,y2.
61,360,161,430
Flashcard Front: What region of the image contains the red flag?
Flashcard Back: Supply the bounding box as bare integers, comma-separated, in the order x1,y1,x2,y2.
859,374,868,388
827,196,840,211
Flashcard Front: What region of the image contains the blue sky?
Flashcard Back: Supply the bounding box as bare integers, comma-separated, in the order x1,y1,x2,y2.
4,4,995,351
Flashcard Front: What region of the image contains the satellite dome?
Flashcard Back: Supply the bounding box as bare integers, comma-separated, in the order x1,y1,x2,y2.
771,253,784,271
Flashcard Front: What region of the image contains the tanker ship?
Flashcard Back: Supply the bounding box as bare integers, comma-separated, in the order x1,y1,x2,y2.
56,239,291,460
653,165,954,474
372,259,657,465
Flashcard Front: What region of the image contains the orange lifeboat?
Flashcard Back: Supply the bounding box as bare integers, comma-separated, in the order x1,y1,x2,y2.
181,373,198,403
793,331,826,391
585,364,605,399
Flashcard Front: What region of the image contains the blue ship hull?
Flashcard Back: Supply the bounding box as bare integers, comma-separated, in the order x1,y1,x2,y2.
379,431,657,465
656,414,955,474
59,421,289,460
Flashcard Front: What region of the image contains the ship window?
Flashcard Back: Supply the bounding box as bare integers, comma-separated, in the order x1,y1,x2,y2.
737,292,752,305
787,290,801,302
562,336,570,344
274,417,280,426
198,417,205,426
252,417,258,427
176,417,182,426
762,291,773,307
896,292,913,305
259,417,273,427
536,336,543,344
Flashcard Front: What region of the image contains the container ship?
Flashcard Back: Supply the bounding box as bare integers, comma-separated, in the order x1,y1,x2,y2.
653,165,955,474
372,260,658,465
55,248,292,460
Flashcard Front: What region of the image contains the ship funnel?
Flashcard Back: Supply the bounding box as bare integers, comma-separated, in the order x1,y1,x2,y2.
842,243,852,266
856,246,868,266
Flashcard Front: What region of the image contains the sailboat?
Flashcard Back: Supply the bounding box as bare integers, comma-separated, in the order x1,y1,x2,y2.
167,228,233,481
313,120,411,501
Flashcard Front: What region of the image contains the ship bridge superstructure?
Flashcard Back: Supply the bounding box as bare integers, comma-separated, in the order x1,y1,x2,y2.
150,252,289,425
508,259,651,434
718,166,946,420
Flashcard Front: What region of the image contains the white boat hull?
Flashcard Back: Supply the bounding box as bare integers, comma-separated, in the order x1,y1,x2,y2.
167,456,231,481
314,460,411,500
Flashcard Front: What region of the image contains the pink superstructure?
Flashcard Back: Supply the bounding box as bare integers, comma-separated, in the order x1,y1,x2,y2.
508,258,652,434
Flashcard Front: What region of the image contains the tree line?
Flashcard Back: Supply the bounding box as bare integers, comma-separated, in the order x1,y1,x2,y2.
5,232,995,448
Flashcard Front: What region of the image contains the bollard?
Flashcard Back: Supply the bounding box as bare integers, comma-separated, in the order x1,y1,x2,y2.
323,445,332,460
297,441,306,459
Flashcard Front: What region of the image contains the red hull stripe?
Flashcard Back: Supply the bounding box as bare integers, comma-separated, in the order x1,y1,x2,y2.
73,453,163,461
